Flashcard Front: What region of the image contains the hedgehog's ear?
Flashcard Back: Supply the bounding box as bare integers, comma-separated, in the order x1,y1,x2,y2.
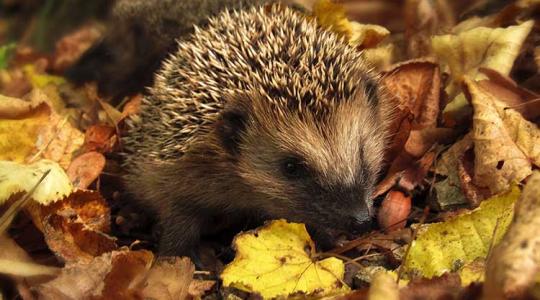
216,105,249,156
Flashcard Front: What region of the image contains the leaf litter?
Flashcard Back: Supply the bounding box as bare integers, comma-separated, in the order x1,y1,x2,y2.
1,0,540,299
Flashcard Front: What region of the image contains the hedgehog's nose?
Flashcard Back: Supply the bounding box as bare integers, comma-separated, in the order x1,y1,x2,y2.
348,215,374,234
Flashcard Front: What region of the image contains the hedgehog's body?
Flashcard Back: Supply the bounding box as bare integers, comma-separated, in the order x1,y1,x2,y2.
66,0,265,100
123,5,391,256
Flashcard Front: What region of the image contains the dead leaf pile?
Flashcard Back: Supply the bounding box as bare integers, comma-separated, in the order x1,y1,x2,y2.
1,0,540,299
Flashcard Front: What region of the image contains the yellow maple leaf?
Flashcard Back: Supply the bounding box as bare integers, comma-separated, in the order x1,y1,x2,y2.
402,186,519,279
465,78,539,194
221,220,349,299
431,20,534,125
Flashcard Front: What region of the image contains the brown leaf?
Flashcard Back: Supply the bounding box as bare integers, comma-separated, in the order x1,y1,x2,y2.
465,78,535,194
478,68,540,122
484,171,540,299
67,151,106,189
43,214,117,263
26,89,85,169
26,190,115,263
143,257,197,300
382,60,441,129
121,94,142,118
375,129,455,196
400,273,463,300
83,124,117,153
432,134,475,210
37,249,153,300
404,0,455,58
52,23,103,73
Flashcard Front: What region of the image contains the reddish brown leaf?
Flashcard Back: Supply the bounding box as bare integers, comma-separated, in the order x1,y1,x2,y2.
67,151,106,189
382,59,441,129
83,124,117,153
52,24,103,73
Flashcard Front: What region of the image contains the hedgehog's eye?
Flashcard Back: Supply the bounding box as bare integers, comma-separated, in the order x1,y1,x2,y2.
281,157,307,179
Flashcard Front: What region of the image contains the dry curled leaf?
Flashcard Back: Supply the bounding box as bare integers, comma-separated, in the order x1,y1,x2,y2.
465,78,539,194
143,257,214,300
484,171,540,299
434,20,534,125
26,190,115,263
37,249,153,300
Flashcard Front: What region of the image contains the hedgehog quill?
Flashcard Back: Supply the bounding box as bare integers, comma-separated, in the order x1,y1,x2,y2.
119,5,392,257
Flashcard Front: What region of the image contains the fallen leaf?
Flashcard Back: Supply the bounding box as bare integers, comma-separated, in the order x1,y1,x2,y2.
367,271,399,300
466,78,537,194
25,190,114,263
484,171,540,299
82,124,117,153
221,219,349,299
313,0,389,48
142,257,196,300
0,92,84,168
37,249,153,300
477,68,540,122
0,160,72,205
0,233,58,277
360,44,394,70
432,134,474,209
0,98,50,162
376,60,447,195
382,59,441,130
400,273,462,299
23,64,65,89
404,0,455,58
52,23,103,73
433,20,534,125
67,152,106,189
402,186,519,279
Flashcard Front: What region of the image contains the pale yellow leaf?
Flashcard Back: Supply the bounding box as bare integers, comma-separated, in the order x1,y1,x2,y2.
0,160,72,205
221,219,349,299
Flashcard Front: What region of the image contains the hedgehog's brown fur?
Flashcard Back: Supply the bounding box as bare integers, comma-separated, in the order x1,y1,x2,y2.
123,5,392,256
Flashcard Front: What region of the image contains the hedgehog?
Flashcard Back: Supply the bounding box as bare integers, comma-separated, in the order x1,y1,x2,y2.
122,4,392,257
66,0,265,100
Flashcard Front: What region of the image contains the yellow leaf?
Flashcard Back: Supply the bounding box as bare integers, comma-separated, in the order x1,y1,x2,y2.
0,99,49,162
221,220,349,299
484,172,540,299
402,186,519,279
0,159,73,205
23,64,65,88
432,21,534,125
313,0,389,48
0,92,84,168
465,78,538,194
458,259,485,286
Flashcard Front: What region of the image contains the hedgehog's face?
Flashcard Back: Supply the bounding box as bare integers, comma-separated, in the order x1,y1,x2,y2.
216,86,389,234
